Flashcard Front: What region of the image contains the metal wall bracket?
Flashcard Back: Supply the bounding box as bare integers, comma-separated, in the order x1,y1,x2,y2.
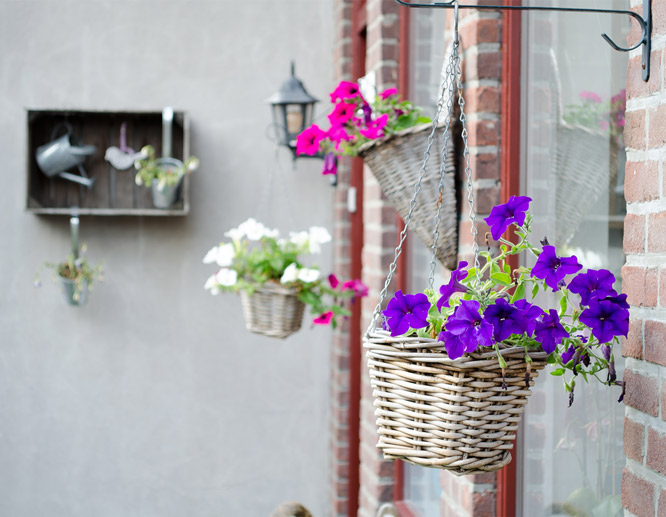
395,0,653,81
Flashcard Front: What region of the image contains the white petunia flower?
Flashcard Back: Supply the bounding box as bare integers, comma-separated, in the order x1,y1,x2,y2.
203,246,219,264
308,226,332,254
238,218,267,241
280,263,299,284
204,274,221,295
215,243,235,267
297,267,320,283
289,231,309,248
215,268,238,286
225,227,245,242
264,227,280,239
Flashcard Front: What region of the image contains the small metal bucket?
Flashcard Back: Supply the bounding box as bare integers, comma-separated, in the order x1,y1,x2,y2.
60,277,89,306
150,156,183,208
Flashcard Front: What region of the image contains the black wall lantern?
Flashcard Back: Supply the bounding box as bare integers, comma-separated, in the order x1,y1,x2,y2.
267,63,321,159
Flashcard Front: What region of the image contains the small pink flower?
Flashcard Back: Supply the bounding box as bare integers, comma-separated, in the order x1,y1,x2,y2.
296,125,326,156
328,102,357,126
328,274,339,288
359,115,388,140
313,311,334,325
379,87,398,100
330,81,361,102
579,91,602,103
343,279,369,298
327,125,354,151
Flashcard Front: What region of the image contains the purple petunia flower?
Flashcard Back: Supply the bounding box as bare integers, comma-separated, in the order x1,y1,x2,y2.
601,343,612,361
534,309,570,354
561,344,576,364
603,293,629,309
322,153,337,175
382,290,430,337
483,196,532,241
514,299,544,337
579,298,630,344
437,261,469,311
484,298,529,342
438,299,494,359
568,269,617,306
531,245,583,291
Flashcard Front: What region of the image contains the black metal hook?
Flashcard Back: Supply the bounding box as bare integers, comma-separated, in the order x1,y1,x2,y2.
394,0,652,81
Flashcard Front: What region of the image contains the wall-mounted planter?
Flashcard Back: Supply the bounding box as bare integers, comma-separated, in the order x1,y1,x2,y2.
26,109,190,216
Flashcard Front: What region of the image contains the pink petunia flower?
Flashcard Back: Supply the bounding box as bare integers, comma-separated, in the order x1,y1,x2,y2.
379,87,398,100
327,125,354,151
330,81,361,102
328,102,357,126
296,125,326,156
343,279,369,298
313,311,334,325
579,91,602,103
328,274,339,288
359,114,388,140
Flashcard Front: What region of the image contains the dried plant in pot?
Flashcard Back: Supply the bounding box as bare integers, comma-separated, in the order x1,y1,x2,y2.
36,249,103,306
203,218,368,339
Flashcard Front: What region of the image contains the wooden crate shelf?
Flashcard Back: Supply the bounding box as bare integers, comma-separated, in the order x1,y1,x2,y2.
26,109,191,215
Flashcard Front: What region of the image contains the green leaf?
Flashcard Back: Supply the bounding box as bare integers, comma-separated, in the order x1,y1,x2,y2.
559,295,568,315
550,368,565,376
510,283,526,303
503,262,511,275
532,283,539,298
491,262,501,275
490,272,512,286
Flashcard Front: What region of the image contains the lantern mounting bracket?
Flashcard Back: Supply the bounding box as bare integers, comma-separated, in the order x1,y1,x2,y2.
394,0,652,81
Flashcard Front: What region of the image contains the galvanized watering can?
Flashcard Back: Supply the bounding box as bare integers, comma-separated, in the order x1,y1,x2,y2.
36,122,97,188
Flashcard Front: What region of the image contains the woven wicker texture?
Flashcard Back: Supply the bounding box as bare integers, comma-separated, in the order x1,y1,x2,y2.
553,124,619,246
364,330,548,475
240,283,305,339
358,123,457,270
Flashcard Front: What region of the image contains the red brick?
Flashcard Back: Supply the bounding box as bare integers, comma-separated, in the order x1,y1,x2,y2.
624,369,660,417
623,318,643,359
465,86,501,115
459,18,501,48
469,152,500,180
623,214,645,254
663,381,666,422
649,213,666,253
622,265,657,307
645,320,666,366
648,427,666,476
464,51,501,81
627,51,661,98
475,185,500,214
466,119,499,147
472,490,495,517
622,468,655,517
649,103,666,149
625,161,660,203
655,0,666,37
624,418,644,463
625,109,646,151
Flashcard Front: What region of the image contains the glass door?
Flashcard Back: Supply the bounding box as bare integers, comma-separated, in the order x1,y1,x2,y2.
518,1,628,515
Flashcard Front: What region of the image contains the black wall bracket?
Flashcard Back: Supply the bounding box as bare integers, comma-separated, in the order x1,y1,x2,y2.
395,0,652,81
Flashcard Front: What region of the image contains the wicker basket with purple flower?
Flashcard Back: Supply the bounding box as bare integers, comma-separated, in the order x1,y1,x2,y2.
364,196,628,475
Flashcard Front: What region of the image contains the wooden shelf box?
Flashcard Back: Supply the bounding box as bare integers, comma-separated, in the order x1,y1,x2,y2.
26,109,191,215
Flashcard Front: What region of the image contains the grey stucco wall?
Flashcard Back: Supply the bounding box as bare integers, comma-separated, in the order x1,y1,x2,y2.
0,1,335,515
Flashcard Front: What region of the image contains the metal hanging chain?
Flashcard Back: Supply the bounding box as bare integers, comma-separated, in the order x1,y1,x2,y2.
427,43,456,292
256,138,296,230
365,2,463,336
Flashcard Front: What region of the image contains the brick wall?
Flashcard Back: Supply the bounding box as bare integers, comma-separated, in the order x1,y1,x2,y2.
621,1,666,516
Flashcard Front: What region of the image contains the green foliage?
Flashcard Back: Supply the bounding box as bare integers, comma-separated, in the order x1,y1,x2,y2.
134,145,199,190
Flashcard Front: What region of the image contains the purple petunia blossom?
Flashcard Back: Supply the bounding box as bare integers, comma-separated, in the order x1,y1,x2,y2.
382,290,430,337
601,343,612,361
437,261,469,311
438,300,494,359
568,269,617,306
514,299,544,337
603,293,629,309
483,196,532,241
534,309,570,354
561,344,576,364
531,245,583,291
484,298,529,342
579,298,630,344
322,153,337,175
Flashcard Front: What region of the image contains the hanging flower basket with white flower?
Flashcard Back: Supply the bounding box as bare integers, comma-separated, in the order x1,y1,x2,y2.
204,218,368,339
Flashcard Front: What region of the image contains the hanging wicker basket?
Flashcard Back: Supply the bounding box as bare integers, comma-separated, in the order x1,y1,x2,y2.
364,330,548,475
240,283,305,339
358,122,457,270
552,123,620,246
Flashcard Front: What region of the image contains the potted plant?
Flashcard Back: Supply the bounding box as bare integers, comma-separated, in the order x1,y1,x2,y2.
36,247,103,306
134,145,199,209
297,81,458,269
204,217,368,339
364,196,628,474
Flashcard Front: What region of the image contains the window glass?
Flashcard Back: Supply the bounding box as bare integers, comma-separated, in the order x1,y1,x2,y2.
519,2,628,515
